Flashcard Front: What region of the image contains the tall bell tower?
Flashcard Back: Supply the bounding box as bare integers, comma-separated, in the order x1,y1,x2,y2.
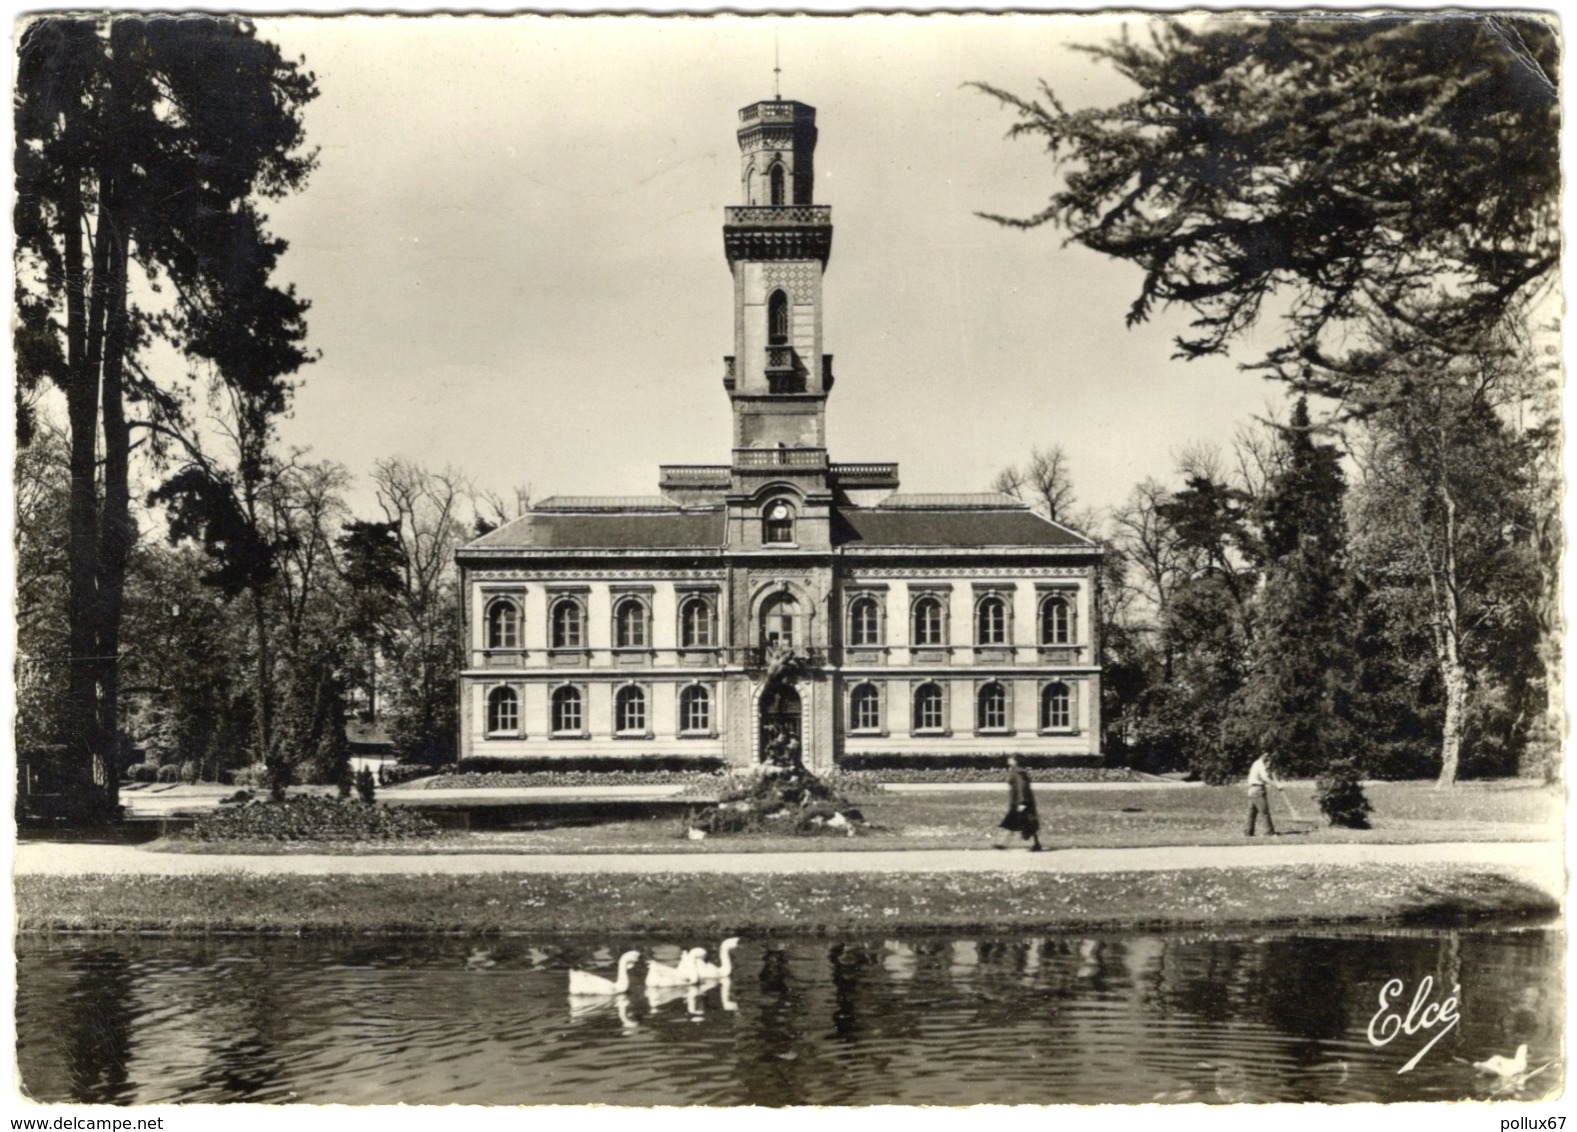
722,98,835,550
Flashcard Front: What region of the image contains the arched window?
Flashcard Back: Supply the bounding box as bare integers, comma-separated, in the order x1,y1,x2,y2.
614,598,649,649
680,596,714,648
769,163,786,206
978,682,1007,731
768,289,789,345
761,592,799,648
551,598,585,649
552,685,583,734
616,686,647,734
679,685,711,733
913,682,945,732
912,597,945,647
1040,595,1073,645
850,683,881,732
763,501,795,545
1042,682,1072,730
485,599,520,649
849,596,881,647
487,686,519,735
976,596,1007,646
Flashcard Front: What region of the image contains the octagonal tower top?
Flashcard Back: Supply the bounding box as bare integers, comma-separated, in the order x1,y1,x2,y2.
737,99,818,207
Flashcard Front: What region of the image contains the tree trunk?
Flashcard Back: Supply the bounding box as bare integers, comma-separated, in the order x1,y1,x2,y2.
93,212,132,810
1436,651,1467,788
1434,475,1465,789
61,190,103,809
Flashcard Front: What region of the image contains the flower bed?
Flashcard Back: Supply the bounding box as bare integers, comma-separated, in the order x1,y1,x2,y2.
420,766,1140,790
177,795,442,842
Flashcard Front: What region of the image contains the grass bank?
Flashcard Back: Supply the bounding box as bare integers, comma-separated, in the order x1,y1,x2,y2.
152,780,1561,856
16,864,1556,937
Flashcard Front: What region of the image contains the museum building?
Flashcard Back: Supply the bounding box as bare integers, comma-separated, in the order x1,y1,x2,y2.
454,97,1103,769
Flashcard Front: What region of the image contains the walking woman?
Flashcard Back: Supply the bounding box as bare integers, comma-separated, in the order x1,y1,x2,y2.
995,755,1044,851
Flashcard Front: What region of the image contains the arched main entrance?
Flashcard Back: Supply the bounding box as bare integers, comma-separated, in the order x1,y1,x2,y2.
759,684,802,763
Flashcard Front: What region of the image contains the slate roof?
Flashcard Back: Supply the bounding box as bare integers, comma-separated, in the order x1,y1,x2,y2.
460,498,1096,555
462,509,726,552
837,507,1094,549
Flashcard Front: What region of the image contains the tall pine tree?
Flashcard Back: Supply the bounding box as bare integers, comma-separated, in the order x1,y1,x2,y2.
14,17,317,815
1224,399,1355,776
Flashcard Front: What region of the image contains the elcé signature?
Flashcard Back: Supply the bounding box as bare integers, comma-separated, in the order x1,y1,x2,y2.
1368,976,1461,1074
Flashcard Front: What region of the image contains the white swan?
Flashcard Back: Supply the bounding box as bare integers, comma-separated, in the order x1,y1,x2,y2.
1474,1044,1530,1078
568,950,641,996
646,947,706,987
693,937,740,980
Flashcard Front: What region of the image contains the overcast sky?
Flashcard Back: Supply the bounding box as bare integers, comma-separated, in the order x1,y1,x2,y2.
240,13,1288,521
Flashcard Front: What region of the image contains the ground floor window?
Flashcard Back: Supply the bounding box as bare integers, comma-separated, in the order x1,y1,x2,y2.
978,682,1007,731
850,682,881,732
487,686,519,735
1042,682,1071,730
913,682,944,732
616,685,648,734
552,686,583,734
680,685,711,733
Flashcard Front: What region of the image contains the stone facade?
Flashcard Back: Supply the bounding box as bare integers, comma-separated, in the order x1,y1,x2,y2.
455,98,1102,768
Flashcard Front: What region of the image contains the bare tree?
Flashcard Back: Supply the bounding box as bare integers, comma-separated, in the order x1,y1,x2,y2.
993,444,1078,525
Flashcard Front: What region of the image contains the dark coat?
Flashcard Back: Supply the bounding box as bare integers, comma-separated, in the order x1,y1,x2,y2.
1000,767,1040,834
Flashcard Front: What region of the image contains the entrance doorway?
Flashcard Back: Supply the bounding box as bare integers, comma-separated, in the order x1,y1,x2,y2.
759,685,802,763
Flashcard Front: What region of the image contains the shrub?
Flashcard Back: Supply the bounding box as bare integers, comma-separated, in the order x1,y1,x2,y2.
155,764,181,784
1316,760,1373,829
228,765,266,788
836,752,1103,772
178,794,441,842
456,754,728,776
380,763,437,787
337,772,353,800
126,763,159,784
179,761,199,785
355,767,376,804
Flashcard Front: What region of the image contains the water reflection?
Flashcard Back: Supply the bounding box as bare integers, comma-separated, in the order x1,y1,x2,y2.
16,924,1563,1106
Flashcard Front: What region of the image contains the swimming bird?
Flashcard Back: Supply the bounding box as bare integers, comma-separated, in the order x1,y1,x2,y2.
568,950,641,996
1473,1044,1530,1078
646,948,706,987
693,938,740,980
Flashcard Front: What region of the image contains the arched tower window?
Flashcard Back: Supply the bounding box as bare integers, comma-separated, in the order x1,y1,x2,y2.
763,501,795,545
768,289,789,345
769,163,786,206
761,592,799,648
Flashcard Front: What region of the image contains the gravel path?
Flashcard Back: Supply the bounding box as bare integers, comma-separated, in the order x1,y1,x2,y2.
13,839,1565,898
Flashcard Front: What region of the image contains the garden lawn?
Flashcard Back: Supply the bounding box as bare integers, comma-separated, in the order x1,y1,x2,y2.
150,780,1561,856
16,864,1556,936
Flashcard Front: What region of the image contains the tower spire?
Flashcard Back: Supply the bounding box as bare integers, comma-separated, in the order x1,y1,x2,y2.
773,33,781,99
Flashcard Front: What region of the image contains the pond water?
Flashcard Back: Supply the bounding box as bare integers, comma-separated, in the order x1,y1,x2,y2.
16,922,1562,1106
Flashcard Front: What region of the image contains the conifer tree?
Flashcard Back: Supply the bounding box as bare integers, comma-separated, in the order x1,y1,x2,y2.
1224,398,1355,777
